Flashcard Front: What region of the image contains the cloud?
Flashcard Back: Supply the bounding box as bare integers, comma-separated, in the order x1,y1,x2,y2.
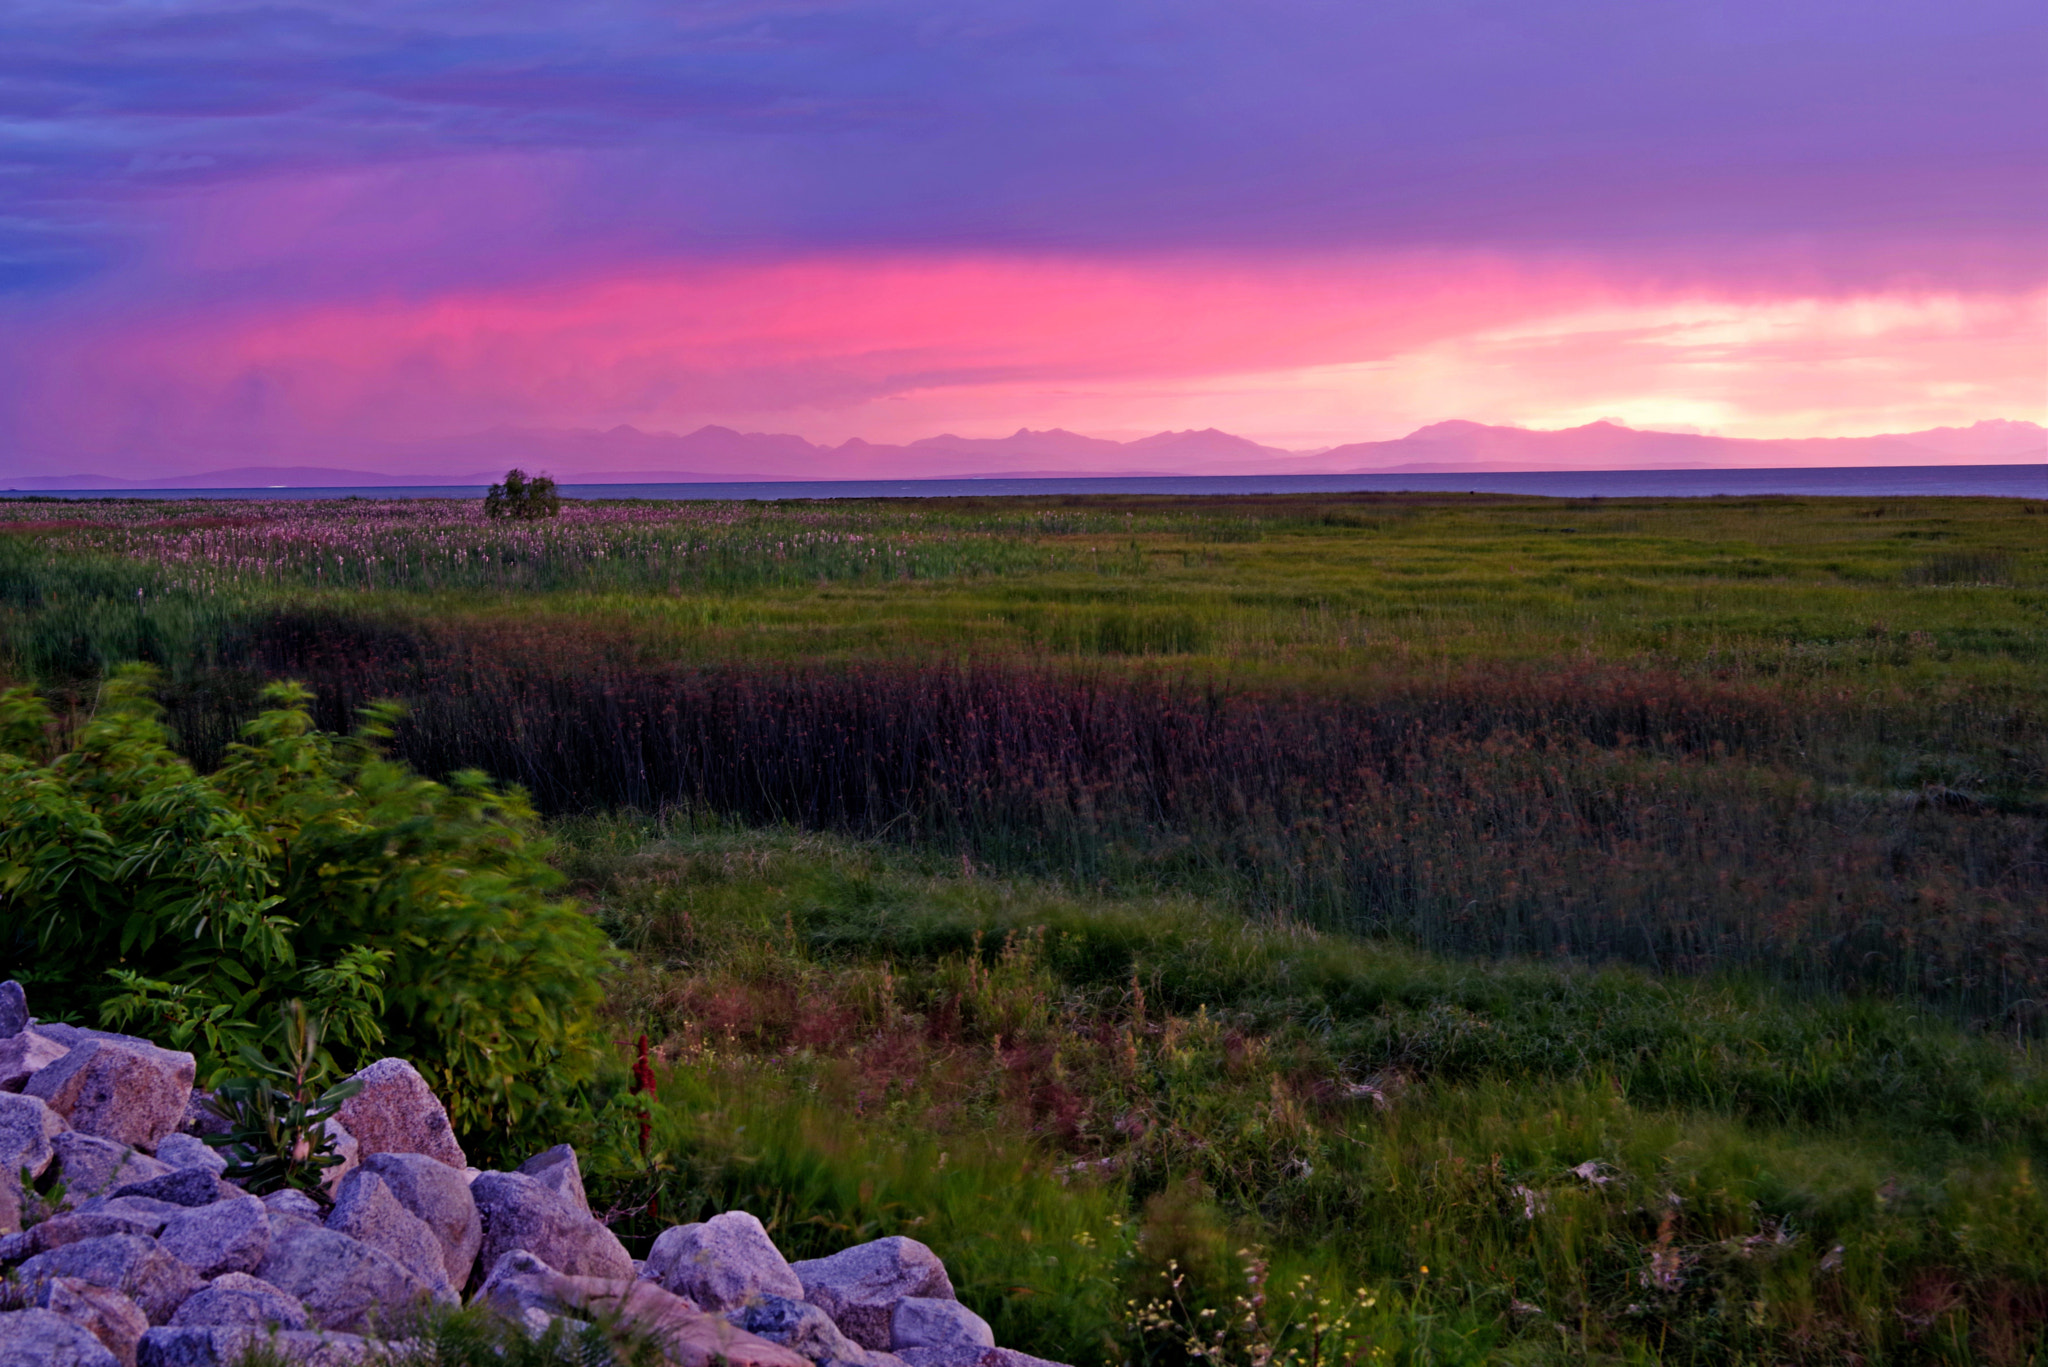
4,0,2042,286
0,251,1585,454
0,0,2040,466
1148,291,2048,446
3,250,2036,470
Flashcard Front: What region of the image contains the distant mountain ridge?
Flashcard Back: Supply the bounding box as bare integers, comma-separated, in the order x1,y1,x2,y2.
6,419,2040,489
1314,420,2047,473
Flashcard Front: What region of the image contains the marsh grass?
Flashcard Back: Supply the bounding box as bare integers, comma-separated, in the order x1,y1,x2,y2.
8,494,2048,720
0,496,1065,596
4,493,2045,1024
8,491,2047,1361
559,816,2048,1366
137,628,2048,1025
1906,553,2018,587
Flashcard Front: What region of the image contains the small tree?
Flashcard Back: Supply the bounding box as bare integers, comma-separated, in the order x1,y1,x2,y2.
484,468,562,520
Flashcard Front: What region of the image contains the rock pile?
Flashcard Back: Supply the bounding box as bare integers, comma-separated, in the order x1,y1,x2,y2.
0,983,1067,1367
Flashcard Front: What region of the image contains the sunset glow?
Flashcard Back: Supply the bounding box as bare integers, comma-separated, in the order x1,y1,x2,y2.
1,1,2040,479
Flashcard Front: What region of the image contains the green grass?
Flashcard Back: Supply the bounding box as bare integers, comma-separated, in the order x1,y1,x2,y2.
557,814,2048,1366
6,490,2047,1361
6,493,2047,684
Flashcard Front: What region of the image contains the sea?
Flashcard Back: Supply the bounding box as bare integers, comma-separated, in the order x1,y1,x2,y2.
8,464,2044,502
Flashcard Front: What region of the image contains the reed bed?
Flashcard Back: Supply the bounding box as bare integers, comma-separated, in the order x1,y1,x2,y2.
6,492,2043,1027
154,609,2047,1028
0,496,1065,594
6,491,2047,1360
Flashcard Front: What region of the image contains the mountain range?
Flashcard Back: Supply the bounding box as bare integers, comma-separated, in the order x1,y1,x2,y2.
6,419,2041,490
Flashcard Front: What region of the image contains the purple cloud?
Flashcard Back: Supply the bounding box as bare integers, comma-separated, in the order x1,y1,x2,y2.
0,0,2039,471
2,0,2039,295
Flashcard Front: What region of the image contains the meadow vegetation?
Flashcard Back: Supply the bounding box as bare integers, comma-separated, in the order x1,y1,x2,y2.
556,814,2047,1367
1,488,2045,1363
0,665,611,1137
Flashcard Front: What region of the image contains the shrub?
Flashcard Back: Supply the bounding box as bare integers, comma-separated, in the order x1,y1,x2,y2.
198,624,2048,1027
0,665,613,1142
204,1000,364,1198
483,468,562,520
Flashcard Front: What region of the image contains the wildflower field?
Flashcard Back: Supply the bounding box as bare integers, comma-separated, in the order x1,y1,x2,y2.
3,489,2046,1363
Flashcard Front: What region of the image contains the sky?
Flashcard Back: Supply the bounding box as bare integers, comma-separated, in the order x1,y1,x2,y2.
0,0,2043,475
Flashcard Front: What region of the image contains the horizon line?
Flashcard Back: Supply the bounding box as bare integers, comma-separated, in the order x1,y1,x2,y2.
7,461,2045,500
7,414,2044,490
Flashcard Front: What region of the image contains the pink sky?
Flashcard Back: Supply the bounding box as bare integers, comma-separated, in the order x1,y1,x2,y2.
7,248,2042,472
1,1,2041,476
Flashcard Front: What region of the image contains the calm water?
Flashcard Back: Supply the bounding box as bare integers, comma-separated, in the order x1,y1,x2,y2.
10,464,2044,501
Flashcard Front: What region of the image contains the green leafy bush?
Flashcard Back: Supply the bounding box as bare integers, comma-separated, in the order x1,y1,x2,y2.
0,665,613,1142
483,468,562,520
204,1001,363,1198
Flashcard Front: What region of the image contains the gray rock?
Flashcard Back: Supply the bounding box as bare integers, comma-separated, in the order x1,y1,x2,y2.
0,1031,69,1094
0,1169,19,1238
890,1299,993,1354
168,1273,310,1332
0,983,25,1040
351,1153,479,1290
895,1351,989,1367
317,1118,358,1197
20,1206,174,1254
255,1212,439,1334
324,1170,451,1300
516,1144,590,1217
0,1093,67,1180
983,1350,1071,1367
149,1138,224,1179
80,1198,188,1224
175,1096,230,1143
26,1041,195,1153
892,1353,962,1367
729,1293,894,1367
42,1277,149,1367
472,1249,573,1338
0,1307,121,1367
469,1171,632,1284
792,1238,957,1351
15,1235,202,1325
137,1326,374,1366
21,1026,158,1052
895,1353,1068,1367
52,1135,172,1206
109,1170,220,1210
157,1196,269,1279
331,1061,464,1169
642,1211,804,1312
261,1190,325,1223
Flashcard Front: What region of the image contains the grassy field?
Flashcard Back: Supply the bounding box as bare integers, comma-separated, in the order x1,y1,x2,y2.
554,815,2047,1367
3,489,2046,1362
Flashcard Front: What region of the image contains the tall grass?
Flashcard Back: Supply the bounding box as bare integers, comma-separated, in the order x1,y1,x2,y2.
138,610,2047,1027
8,492,2046,1360
1906,553,2018,587
0,497,1065,596
5,493,2043,1026
559,819,2048,1367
